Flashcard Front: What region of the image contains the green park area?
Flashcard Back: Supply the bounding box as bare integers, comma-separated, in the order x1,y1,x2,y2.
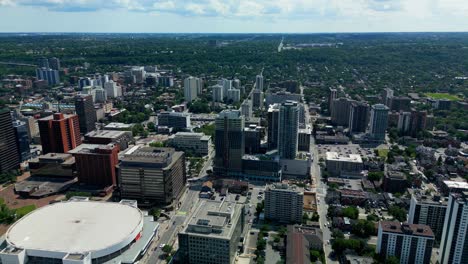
0,199,36,224
425,93,461,101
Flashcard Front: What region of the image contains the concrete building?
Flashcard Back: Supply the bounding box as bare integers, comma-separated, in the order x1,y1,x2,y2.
408,193,447,242
241,155,282,182
256,74,264,91
178,200,244,264
244,125,262,154
104,122,134,131
265,183,304,224
286,224,323,264
104,80,122,98
157,112,191,129
0,199,158,264
69,143,119,188
278,101,299,159
94,87,107,103
349,101,370,134
390,96,412,112
410,110,427,137
219,78,232,97
381,88,394,107
240,100,252,119
36,67,60,85
184,76,202,102
158,76,174,87
227,88,241,103
331,98,355,127
439,192,468,264
369,104,389,141
48,57,61,70
383,170,407,193
377,221,434,264
0,109,20,173
119,146,186,206
397,111,412,135
167,132,211,156
252,89,264,109
38,113,82,154
75,94,97,134
84,130,133,150
325,152,363,177
267,103,280,150
212,84,224,102
214,110,245,177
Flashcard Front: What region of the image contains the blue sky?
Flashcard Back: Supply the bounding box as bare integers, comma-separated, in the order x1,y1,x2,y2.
0,0,467,33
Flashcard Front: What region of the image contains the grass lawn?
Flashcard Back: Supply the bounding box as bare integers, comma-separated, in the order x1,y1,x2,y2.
377,149,389,158
15,204,36,217
425,93,461,101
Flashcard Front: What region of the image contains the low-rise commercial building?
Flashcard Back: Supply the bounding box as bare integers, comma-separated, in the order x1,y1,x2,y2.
157,112,191,129
326,152,363,177
167,132,211,156
84,129,134,150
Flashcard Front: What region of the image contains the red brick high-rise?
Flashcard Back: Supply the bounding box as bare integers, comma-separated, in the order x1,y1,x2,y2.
69,143,119,188
38,113,81,154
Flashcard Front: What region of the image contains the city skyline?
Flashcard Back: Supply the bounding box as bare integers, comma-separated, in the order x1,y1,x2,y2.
0,0,468,33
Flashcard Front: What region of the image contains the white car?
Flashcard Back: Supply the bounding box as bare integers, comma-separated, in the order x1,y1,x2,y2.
159,243,166,249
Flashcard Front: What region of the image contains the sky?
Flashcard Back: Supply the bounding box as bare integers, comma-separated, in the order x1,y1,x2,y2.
0,0,467,33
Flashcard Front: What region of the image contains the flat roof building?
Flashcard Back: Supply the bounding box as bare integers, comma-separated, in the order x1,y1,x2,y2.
85,129,134,150
104,122,134,131
178,200,244,264
265,183,303,224
119,146,186,207
326,152,363,177
377,221,434,264
408,192,447,242
167,132,211,156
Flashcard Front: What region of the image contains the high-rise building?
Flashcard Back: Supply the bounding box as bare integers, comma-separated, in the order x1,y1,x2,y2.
94,87,107,103
184,76,202,102
439,192,468,264
119,147,186,206
410,110,427,137
331,98,355,126
158,76,174,87
75,94,97,134
381,88,394,106
178,200,244,264
232,78,241,90
104,80,122,98
38,113,81,154
377,221,434,264
390,96,411,112
267,103,280,150
37,57,49,68
244,125,262,154
278,101,299,159
397,111,412,135
69,143,119,188
48,57,61,70
408,193,447,242
252,89,264,109
214,110,244,177
13,120,31,162
241,100,252,119
265,183,303,224
255,74,264,91
328,88,337,115
369,104,389,141
349,101,370,133
227,88,241,103
0,109,20,173
220,78,232,96
36,68,60,85
298,126,311,151
212,84,224,102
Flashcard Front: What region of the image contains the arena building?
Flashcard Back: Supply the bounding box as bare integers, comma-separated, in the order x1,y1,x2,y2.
0,198,158,264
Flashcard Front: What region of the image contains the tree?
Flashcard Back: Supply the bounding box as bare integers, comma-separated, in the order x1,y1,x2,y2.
256,201,264,216
389,206,407,222
332,229,345,239
147,122,156,132
162,244,173,254
303,212,310,223
351,220,376,238
310,250,321,262
342,206,359,220
368,171,384,182
385,256,400,264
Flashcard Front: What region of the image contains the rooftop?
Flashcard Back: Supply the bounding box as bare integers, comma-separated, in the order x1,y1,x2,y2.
6,200,143,255
85,129,129,139
443,180,468,190
379,221,434,238
326,152,363,163
104,122,133,129
182,200,242,239
67,143,116,154
121,146,181,166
